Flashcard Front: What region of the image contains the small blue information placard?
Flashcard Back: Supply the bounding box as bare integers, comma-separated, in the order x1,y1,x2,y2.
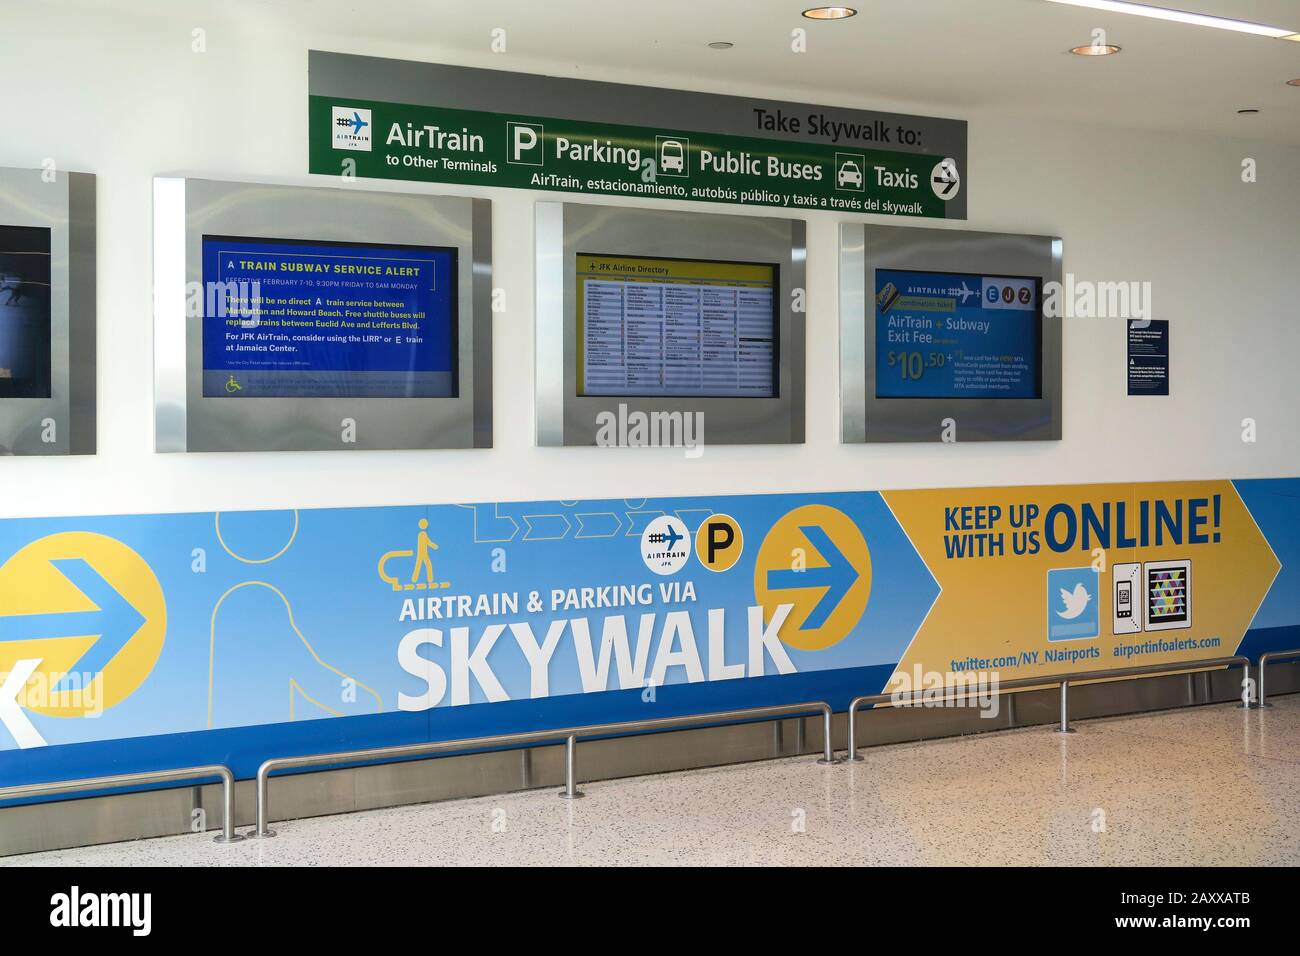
201,236,456,398
875,269,1041,399
1127,319,1169,396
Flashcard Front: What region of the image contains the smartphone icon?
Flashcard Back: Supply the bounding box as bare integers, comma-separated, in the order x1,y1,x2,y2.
1116,580,1132,618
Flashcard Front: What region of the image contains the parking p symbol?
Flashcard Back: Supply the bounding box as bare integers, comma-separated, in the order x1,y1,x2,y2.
696,515,743,573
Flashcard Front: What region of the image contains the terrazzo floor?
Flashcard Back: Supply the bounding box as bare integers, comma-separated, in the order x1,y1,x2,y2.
6,697,1298,866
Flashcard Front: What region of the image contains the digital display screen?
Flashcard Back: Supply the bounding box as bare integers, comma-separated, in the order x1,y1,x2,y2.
875,268,1042,400
0,225,52,399
1147,565,1189,626
201,236,456,399
577,253,778,398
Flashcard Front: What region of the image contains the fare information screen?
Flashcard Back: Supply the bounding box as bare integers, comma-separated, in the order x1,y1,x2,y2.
578,254,777,398
201,236,457,399
0,225,52,399
875,268,1041,400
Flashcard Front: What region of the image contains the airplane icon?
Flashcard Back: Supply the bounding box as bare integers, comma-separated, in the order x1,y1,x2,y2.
348,111,368,135
955,281,976,303
661,525,683,551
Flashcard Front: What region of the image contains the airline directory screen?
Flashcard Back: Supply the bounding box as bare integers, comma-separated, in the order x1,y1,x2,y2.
201,236,457,399
577,253,778,399
0,225,52,399
875,268,1042,400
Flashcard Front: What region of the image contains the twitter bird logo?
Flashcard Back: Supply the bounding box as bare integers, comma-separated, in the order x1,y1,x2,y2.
1056,583,1092,620
1047,567,1100,641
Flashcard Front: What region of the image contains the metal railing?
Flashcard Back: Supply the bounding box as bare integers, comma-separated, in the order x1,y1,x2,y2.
843,655,1253,760
0,764,242,844
10,652,1290,846
252,700,836,838
1258,648,1300,708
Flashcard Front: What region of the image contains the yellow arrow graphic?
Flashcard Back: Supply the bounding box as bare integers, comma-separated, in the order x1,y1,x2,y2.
882,480,1279,684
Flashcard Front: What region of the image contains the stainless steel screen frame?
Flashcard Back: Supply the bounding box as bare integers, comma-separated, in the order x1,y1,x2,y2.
153,178,491,452
536,202,805,446
0,167,96,456
840,223,1062,443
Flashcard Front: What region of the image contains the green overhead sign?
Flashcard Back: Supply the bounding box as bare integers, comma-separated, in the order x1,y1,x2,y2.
308,53,968,221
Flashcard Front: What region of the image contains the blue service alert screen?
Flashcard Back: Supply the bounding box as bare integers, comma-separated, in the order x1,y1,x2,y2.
201,237,456,398
875,269,1041,400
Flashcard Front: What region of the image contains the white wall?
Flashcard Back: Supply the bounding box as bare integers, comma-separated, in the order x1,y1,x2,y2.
0,1,1296,520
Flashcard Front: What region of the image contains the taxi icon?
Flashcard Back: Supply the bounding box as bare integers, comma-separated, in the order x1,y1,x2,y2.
837,160,863,188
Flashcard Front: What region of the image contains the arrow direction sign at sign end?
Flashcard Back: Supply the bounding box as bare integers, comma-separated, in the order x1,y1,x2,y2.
0,558,148,693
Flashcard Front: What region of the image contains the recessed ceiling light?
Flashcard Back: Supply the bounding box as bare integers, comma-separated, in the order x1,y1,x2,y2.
707,41,734,50
1043,1,1298,40
802,6,857,20
1069,43,1122,55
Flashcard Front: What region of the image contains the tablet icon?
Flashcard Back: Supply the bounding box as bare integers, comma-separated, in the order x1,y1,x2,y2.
1144,559,1192,631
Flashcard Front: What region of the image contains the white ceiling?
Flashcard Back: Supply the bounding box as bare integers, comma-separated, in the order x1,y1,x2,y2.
310,0,1300,145
78,0,1300,144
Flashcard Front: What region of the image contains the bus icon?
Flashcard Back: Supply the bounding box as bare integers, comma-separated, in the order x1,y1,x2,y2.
655,136,689,177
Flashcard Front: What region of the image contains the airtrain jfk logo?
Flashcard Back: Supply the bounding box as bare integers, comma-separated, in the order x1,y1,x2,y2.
640,516,690,576
332,106,372,151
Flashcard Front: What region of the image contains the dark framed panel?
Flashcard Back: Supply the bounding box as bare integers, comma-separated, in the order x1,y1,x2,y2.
841,223,1062,443
537,202,805,446
153,178,491,452
0,167,95,456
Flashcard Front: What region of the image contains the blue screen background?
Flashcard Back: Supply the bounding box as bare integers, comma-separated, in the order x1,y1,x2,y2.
201,237,455,398
875,268,1040,400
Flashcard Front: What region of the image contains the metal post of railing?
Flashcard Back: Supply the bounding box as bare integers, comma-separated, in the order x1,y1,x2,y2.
558,735,583,799
253,767,276,838
1056,681,1074,734
0,764,242,845
215,767,241,844
1258,649,1300,708
842,697,863,764
817,704,838,765
845,699,864,762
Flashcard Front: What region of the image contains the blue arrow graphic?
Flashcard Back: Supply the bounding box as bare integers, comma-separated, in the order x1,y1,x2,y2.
0,558,146,692
765,525,859,631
